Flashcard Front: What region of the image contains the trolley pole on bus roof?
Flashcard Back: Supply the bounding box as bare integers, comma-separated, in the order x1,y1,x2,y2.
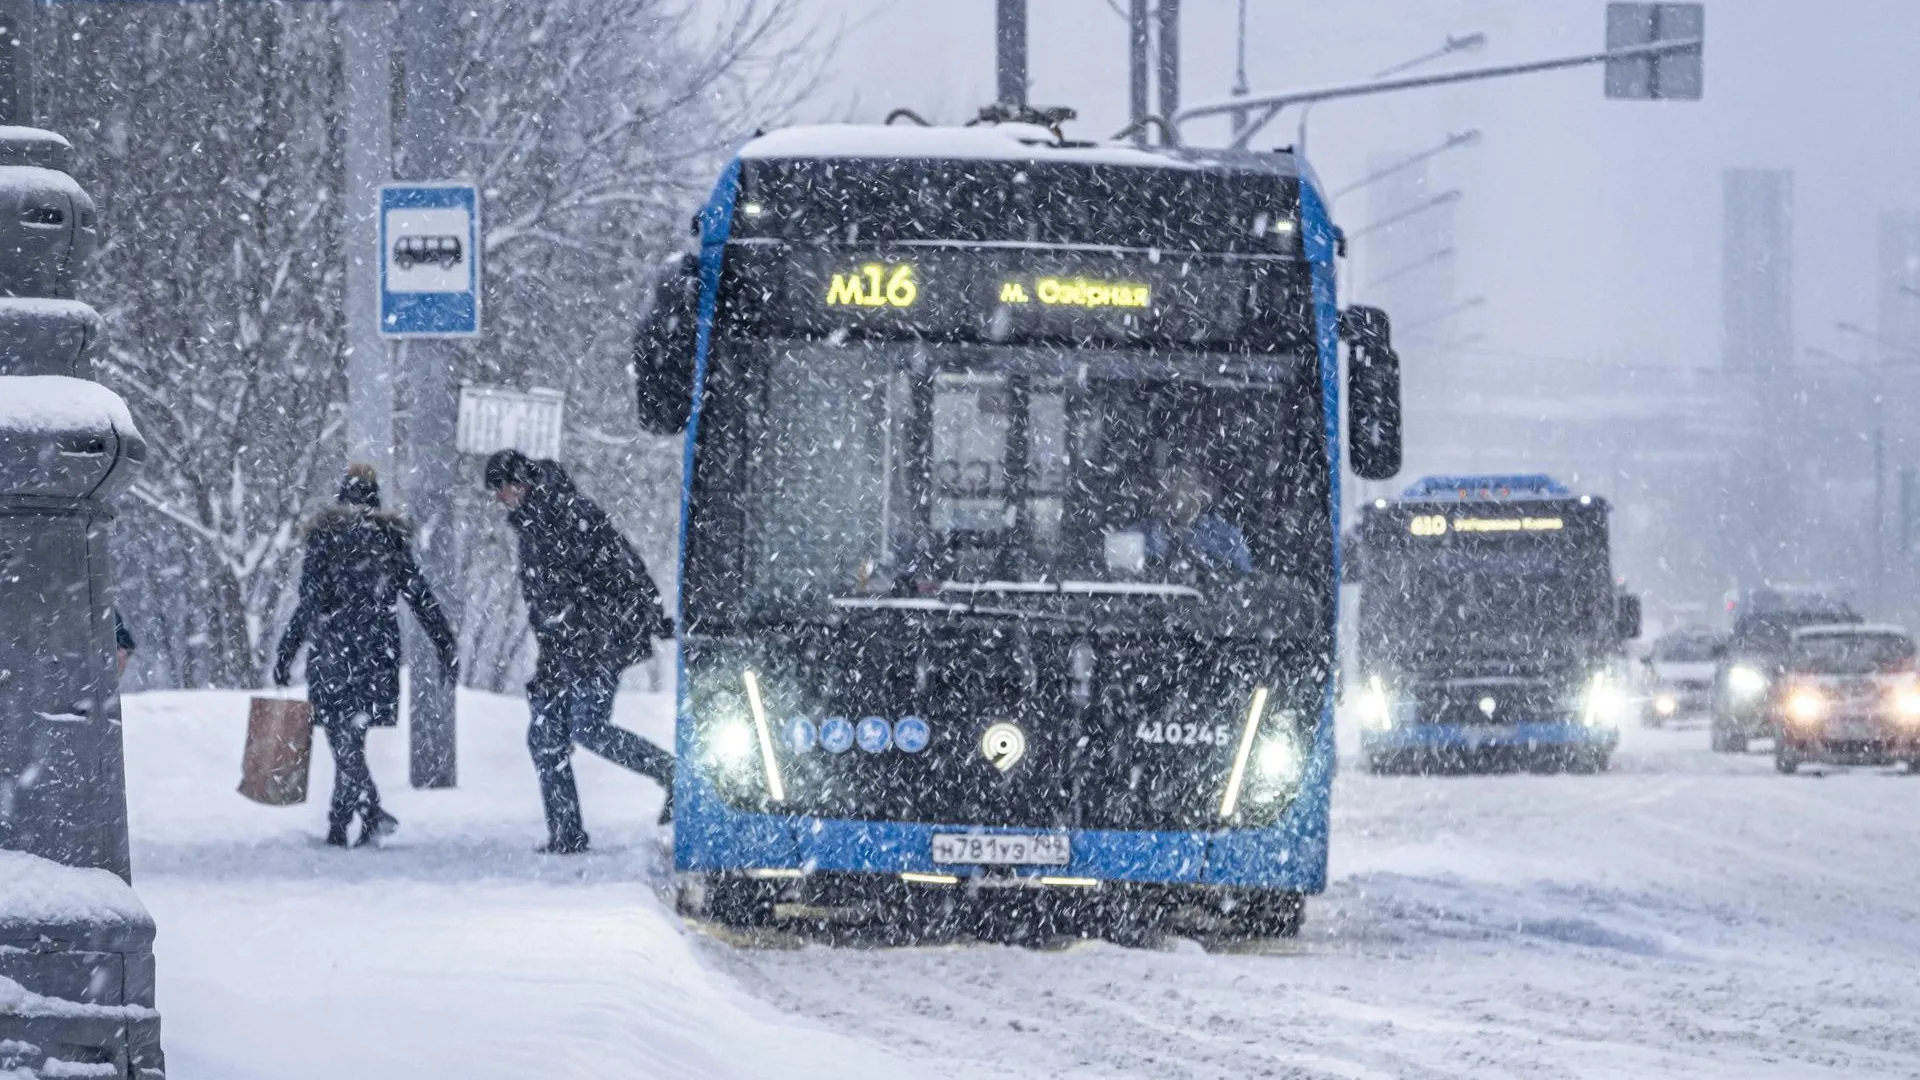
396,0,464,789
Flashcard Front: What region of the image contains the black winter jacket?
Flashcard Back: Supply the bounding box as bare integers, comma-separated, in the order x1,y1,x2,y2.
273,506,458,726
506,462,669,682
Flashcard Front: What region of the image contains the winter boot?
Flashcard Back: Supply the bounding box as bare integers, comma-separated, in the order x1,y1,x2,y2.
356,808,399,848
325,825,351,848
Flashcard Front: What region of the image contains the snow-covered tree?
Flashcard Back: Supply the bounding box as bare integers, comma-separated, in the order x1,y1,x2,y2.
35,0,819,688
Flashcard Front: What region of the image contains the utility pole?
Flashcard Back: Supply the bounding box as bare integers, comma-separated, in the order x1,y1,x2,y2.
342,1,393,480
1229,0,1250,139
995,0,1026,107
0,0,32,125
396,0,462,789
1128,0,1150,144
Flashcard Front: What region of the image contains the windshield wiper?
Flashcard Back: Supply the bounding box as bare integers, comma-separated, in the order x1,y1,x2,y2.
933,579,1203,600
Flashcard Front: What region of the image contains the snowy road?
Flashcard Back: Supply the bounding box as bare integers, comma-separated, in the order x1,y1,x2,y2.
125,693,1920,1079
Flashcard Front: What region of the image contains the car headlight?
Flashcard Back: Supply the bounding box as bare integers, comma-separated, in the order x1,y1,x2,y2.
1653,693,1678,717
1357,675,1392,730
1891,686,1920,723
1784,685,1828,727
1727,664,1768,701
1582,673,1627,728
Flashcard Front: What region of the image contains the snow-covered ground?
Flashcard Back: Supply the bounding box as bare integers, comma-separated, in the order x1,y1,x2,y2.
126,692,1920,1078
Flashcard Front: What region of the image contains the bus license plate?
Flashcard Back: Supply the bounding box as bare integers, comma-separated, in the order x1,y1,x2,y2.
931,833,1071,866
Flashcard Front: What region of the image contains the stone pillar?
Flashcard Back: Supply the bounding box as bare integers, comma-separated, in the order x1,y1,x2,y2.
0,126,164,1079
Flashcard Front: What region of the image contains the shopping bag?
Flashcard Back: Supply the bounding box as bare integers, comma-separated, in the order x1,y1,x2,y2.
239,695,313,805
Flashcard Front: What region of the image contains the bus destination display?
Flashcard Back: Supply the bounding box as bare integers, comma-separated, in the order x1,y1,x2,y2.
782,249,1253,345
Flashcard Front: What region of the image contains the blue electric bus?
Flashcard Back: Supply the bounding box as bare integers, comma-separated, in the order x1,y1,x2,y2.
633,110,1402,937
1348,475,1640,774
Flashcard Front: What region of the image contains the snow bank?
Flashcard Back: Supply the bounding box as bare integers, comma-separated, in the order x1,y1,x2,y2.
0,376,135,436
122,688,924,1080
0,851,150,933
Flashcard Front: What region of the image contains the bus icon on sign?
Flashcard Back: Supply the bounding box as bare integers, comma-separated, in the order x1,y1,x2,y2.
394,234,462,270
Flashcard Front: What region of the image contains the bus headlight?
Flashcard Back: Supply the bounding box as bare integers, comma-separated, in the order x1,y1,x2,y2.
709,718,756,768
1727,665,1768,702
1357,676,1392,730
699,671,788,802
1582,674,1627,729
1653,693,1678,718
1256,734,1302,784
1785,685,1828,728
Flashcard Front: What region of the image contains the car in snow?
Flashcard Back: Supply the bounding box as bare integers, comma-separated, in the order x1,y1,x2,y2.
1711,588,1863,752
1639,625,1723,726
1772,624,1920,773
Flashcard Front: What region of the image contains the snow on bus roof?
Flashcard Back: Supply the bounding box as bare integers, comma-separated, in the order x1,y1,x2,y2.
738,123,1302,176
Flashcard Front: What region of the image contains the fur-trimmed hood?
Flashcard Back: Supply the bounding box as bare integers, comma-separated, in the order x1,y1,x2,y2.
300,503,414,538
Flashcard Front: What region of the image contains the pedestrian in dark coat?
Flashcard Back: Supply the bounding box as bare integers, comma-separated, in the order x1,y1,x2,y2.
273,464,459,847
485,449,674,854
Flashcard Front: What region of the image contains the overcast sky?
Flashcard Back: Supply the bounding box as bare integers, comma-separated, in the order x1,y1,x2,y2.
780,0,1920,378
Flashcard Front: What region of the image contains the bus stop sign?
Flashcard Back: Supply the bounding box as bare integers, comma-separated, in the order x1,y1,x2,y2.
380,182,480,337
1605,3,1704,101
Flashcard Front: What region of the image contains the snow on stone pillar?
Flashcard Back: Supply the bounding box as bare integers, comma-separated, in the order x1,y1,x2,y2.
0,126,164,1078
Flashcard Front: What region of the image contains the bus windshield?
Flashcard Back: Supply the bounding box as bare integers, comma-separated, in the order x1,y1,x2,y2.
734,340,1325,620
1368,543,1606,662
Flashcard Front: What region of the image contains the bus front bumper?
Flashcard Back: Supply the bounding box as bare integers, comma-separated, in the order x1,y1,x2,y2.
1362,720,1620,756
672,809,1329,892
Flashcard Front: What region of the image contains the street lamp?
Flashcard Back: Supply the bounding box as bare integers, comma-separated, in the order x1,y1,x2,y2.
1366,246,1455,291
1345,189,1462,242
1838,320,1920,363
1396,295,1486,338
1296,31,1487,155
1333,130,1482,202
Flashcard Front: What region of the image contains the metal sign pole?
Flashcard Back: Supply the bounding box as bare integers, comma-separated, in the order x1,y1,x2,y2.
396,0,462,789
342,0,393,479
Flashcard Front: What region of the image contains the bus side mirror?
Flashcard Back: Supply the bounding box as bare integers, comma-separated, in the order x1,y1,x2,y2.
1339,305,1401,481
633,253,700,435
1615,593,1643,642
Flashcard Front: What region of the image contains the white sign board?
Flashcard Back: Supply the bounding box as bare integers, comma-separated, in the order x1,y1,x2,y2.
456,385,565,460
380,183,481,337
